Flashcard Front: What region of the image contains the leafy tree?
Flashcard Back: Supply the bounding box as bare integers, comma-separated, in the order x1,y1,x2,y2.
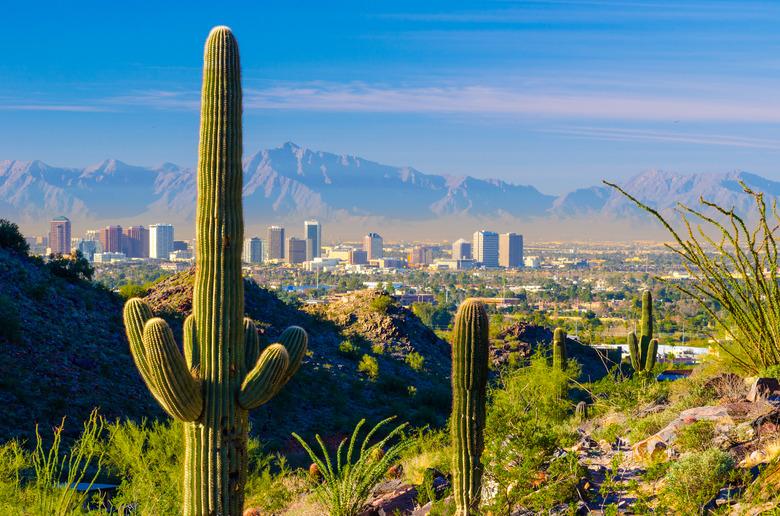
47,250,94,282
0,219,29,255
411,302,435,326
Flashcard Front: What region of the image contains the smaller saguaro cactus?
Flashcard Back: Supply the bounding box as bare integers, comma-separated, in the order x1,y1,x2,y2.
553,327,567,371
451,299,490,516
628,290,657,374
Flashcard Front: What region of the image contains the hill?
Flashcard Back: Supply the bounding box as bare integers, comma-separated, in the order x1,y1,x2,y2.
0,248,159,442
141,272,452,447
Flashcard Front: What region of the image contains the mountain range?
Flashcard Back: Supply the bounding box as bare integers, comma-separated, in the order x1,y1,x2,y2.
2,142,778,240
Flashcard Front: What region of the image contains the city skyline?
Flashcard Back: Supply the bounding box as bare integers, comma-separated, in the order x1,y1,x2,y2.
3,1,780,194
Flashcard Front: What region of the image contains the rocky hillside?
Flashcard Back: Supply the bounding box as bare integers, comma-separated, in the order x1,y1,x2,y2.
0,248,159,442
141,273,452,448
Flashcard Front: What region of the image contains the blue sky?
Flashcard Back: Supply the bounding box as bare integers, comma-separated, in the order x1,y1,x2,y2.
2,0,780,192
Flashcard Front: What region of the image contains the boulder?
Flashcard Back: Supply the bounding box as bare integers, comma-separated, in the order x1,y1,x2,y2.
747,378,780,402
632,435,668,462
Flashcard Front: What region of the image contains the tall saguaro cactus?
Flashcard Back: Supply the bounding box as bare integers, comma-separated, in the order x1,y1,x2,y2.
553,327,567,371
628,290,657,374
451,299,490,516
123,26,307,515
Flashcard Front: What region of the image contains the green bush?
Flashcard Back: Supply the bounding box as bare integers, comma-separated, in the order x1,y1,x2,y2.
0,294,21,343
483,355,580,513
118,283,148,300
658,448,734,513
369,294,393,314
675,420,716,452
357,354,379,380
405,351,425,372
338,340,360,359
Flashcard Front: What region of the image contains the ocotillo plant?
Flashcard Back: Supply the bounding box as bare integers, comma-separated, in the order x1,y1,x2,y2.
451,299,490,516
552,327,567,371
628,290,656,374
123,26,307,515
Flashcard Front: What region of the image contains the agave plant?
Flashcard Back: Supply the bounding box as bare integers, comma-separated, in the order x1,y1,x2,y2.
292,417,412,516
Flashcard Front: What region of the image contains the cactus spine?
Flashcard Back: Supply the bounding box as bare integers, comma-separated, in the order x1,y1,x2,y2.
628,290,656,374
553,327,567,371
122,27,307,515
451,299,490,516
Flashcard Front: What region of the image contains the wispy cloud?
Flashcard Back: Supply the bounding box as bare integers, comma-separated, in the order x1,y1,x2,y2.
8,82,780,125
0,103,110,112
543,126,780,149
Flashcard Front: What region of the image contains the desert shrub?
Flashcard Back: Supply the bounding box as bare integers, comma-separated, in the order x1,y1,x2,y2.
293,417,412,516
483,355,580,513
0,440,29,513
371,343,384,355
118,283,148,300
657,448,733,513
369,294,393,314
338,340,360,359
675,420,716,452
589,369,669,414
103,419,181,515
0,219,29,255
244,447,304,514
0,294,21,342
405,351,425,372
357,355,379,381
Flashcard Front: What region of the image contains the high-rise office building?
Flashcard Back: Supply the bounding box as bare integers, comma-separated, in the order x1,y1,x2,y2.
78,240,98,261
349,249,368,265
473,230,499,267
243,237,263,264
122,225,149,258
363,232,383,260
149,224,175,259
48,216,71,255
304,220,321,261
499,232,524,268
409,246,434,266
100,225,123,253
286,237,307,264
267,226,285,260
452,238,472,260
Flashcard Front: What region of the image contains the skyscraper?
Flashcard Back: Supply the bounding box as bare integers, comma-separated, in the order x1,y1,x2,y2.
149,224,175,259
286,237,307,264
363,232,383,260
304,220,321,261
243,237,263,264
267,226,285,260
123,225,149,258
499,232,524,268
408,245,433,266
48,216,71,255
452,238,472,260
473,230,499,267
100,225,123,253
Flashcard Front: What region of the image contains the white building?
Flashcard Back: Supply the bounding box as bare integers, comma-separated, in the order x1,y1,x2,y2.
93,252,127,264
149,224,174,259
243,237,264,264
473,230,499,267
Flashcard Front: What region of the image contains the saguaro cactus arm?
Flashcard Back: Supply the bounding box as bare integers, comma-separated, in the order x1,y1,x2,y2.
141,316,203,422
183,314,198,371
276,326,308,388
244,317,260,372
553,327,567,370
628,331,640,370
238,344,290,409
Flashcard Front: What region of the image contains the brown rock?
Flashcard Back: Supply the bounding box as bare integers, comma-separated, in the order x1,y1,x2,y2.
632,435,668,462
747,377,780,402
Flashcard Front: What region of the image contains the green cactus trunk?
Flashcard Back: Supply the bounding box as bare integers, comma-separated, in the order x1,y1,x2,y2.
123,26,307,515
451,299,489,516
628,290,656,375
553,327,567,371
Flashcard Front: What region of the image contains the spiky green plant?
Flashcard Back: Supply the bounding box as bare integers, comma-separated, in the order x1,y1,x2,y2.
552,327,567,371
122,26,307,514
451,299,490,516
605,179,780,374
292,417,411,516
628,290,656,374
